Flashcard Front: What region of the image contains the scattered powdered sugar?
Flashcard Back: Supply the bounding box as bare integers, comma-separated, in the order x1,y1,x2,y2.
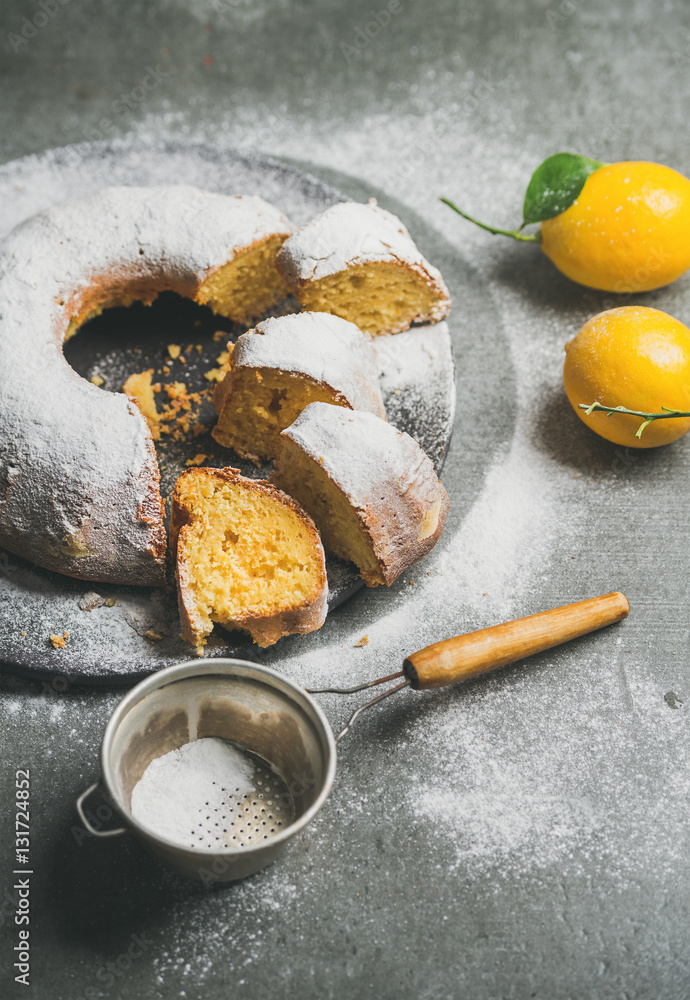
130,738,255,849
403,642,690,888
432,435,562,620
0,138,595,896
374,321,455,468
0,143,458,677
1,112,687,992
415,784,599,873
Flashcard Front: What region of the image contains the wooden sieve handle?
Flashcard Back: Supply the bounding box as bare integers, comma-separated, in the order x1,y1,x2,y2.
403,592,630,690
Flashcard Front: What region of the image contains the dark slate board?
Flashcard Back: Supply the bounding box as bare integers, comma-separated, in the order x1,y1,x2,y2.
0,141,456,682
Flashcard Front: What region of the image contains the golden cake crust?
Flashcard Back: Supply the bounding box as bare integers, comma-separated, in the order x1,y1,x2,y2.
273,402,450,587
0,185,294,586
275,201,451,336
212,312,386,461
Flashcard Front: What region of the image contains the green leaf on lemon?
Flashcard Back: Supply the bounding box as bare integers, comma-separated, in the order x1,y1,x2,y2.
522,153,604,225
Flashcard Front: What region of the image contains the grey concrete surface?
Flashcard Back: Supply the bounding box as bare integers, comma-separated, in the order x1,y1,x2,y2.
1,1,690,998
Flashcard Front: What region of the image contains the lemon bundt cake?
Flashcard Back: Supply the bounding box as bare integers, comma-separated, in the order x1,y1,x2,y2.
272,402,449,587
171,467,328,649
0,185,294,585
275,200,451,337
212,312,386,461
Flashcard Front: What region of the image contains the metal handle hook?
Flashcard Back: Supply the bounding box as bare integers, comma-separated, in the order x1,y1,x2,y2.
334,679,411,743
76,780,127,837
308,672,411,743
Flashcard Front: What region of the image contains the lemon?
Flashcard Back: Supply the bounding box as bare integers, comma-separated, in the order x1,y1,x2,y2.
563,306,690,448
542,162,690,293
443,157,690,293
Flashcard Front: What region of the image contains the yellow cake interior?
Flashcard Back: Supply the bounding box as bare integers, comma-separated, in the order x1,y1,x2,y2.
63,234,289,343
175,472,324,645
197,234,290,323
214,368,348,461
294,262,439,337
275,437,384,586
122,370,161,439
65,295,138,342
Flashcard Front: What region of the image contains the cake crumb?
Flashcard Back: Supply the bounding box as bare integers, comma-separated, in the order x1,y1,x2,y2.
354,635,369,647
192,423,207,437
122,370,161,440
167,344,181,360
78,590,107,612
185,454,208,467
213,330,227,342
205,347,233,383
144,630,163,643
90,374,104,387
49,631,69,649
155,381,204,442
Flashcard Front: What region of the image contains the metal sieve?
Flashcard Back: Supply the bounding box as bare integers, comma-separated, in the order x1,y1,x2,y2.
77,592,629,882
77,659,336,882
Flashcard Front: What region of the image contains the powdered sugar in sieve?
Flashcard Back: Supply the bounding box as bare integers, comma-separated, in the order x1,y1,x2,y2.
130,737,293,850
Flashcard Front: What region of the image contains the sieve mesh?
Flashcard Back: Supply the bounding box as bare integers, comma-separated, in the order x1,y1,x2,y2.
186,748,294,851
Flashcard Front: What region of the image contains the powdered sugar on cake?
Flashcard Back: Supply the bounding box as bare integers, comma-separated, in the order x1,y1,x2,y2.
0,148,456,676
276,199,450,311
230,312,386,418
0,186,293,586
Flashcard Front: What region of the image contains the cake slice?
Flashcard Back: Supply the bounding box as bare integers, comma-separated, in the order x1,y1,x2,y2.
212,312,386,461
273,403,449,587
171,467,328,649
274,200,451,337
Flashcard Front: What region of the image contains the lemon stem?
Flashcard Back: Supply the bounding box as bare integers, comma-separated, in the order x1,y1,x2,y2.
440,198,541,243
580,402,690,439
